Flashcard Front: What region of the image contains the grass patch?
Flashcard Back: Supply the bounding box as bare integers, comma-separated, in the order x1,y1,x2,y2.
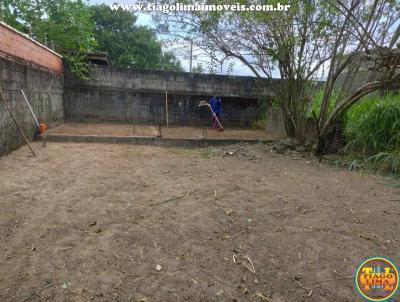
308,89,400,175
344,93,400,174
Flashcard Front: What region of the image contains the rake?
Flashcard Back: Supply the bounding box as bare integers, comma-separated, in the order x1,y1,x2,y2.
198,100,224,130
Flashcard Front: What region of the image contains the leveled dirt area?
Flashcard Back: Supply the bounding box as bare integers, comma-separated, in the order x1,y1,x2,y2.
47,123,272,140
0,142,399,302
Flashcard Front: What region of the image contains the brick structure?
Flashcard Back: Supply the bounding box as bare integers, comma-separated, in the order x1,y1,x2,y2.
0,22,63,74
0,22,64,155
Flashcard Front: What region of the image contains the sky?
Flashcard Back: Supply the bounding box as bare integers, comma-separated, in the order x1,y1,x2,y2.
88,0,257,76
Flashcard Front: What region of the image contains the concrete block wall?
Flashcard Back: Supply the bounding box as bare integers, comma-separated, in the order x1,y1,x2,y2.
65,66,278,98
64,67,273,126
265,107,286,138
0,22,64,156
0,57,64,155
64,88,259,127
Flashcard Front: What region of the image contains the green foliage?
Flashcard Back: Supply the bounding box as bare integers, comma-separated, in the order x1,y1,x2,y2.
90,5,182,71
344,93,400,174
160,51,183,72
192,63,204,73
310,90,400,174
2,0,97,79
36,1,97,52
367,151,400,174
1,1,183,77
0,0,31,31
64,53,93,80
270,99,280,109
308,89,339,118
202,147,216,159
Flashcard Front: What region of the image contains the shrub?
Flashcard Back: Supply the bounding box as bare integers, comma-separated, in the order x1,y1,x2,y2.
344,93,400,174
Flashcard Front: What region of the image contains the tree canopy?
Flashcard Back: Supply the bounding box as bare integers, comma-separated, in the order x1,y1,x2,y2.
90,5,182,71
1,0,97,77
0,1,182,77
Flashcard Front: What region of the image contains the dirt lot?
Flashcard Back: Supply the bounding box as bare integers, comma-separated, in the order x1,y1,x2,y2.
47,123,272,140
0,142,399,302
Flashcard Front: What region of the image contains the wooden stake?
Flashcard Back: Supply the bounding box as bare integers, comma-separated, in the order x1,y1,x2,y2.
165,90,169,127
0,88,36,156
158,122,162,138
202,127,207,140
131,98,135,135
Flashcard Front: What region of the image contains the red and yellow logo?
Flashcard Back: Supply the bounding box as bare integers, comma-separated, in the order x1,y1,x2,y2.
355,257,399,301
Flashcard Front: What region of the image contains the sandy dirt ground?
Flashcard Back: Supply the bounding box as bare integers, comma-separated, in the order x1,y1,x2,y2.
47,123,272,140
0,142,399,302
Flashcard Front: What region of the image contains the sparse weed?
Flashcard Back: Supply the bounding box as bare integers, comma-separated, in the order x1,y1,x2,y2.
202,147,216,158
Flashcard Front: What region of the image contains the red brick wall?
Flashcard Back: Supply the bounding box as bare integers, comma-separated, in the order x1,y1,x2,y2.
0,22,63,74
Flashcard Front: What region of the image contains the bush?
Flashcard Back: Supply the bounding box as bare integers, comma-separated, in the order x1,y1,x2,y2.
344,93,400,174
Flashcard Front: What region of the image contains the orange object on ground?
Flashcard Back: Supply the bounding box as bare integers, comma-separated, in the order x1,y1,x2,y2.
39,123,47,134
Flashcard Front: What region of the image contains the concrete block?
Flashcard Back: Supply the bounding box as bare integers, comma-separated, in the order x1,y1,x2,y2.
0,56,63,156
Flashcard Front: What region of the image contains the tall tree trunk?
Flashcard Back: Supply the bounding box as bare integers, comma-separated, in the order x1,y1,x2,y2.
281,106,296,138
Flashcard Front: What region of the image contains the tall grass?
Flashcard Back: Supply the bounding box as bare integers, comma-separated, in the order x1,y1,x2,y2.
344,93,400,174
308,89,340,118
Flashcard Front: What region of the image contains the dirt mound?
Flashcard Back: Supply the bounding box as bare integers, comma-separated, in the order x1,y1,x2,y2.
215,140,312,162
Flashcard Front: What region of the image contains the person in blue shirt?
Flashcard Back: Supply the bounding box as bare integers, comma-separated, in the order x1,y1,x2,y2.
209,96,222,129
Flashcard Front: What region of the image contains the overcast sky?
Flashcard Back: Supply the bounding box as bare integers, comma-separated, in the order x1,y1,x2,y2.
87,0,256,76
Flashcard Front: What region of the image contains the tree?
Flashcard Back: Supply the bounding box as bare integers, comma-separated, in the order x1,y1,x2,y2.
192,62,205,73
150,0,341,142
150,0,399,151
90,4,183,71
0,0,46,33
314,0,400,154
1,0,97,78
